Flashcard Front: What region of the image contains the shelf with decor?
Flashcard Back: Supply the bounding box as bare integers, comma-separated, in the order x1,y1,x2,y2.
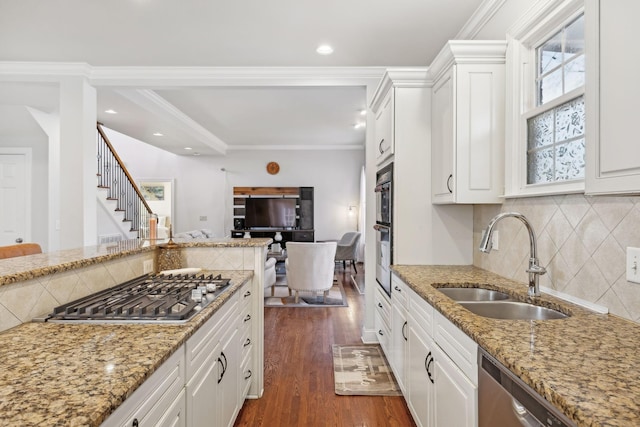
231,186,314,246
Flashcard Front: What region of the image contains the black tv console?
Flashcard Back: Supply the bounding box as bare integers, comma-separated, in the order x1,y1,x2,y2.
230,229,314,246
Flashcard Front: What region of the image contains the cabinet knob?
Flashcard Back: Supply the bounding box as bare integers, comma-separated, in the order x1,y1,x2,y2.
394,285,401,292
244,290,251,297
378,329,384,336
132,419,139,427
378,302,383,308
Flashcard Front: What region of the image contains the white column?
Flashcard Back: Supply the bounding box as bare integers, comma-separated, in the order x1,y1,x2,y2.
58,77,97,249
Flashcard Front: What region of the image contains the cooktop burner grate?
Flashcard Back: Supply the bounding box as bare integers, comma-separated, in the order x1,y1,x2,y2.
44,273,231,322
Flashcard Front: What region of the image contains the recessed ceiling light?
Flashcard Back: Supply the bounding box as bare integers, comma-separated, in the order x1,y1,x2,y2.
353,122,366,129
153,132,163,137
184,147,192,150
359,109,367,116
104,109,117,114
192,152,201,156
316,44,334,55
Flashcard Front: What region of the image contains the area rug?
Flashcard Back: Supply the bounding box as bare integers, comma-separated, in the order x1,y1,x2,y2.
332,344,402,396
265,281,348,307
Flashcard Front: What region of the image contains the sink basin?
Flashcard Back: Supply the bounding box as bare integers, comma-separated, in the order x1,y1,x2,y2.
438,287,510,301
459,301,568,320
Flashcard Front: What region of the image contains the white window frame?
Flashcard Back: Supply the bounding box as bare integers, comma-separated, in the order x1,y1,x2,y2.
504,0,585,198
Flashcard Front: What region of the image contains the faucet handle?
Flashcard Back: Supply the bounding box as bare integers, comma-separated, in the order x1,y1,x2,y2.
527,264,547,275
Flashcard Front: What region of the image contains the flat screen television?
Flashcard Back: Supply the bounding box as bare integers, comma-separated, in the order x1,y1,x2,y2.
244,198,297,229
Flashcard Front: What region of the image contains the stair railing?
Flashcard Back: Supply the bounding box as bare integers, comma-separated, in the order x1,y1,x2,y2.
96,123,153,239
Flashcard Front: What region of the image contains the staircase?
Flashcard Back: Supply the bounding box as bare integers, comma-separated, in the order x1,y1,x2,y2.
96,124,153,240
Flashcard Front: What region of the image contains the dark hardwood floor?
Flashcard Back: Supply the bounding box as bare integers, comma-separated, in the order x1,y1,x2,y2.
234,264,416,427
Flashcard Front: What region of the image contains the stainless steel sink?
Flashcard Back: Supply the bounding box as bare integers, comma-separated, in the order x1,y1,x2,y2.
438,287,510,301
459,301,568,320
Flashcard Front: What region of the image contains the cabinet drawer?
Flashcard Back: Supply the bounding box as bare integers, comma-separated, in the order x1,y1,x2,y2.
240,351,253,400
375,287,391,327
407,286,434,336
101,348,185,427
391,274,407,307
433,310,477,385
293,230,314,242
185,292,238,380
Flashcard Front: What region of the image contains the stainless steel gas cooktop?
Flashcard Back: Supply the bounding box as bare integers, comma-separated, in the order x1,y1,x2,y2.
39,273,232,323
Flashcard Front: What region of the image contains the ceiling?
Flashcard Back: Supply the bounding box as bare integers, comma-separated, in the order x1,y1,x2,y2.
0,0,486,155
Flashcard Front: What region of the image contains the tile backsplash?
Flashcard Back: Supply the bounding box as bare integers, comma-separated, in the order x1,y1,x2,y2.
474,194,640,323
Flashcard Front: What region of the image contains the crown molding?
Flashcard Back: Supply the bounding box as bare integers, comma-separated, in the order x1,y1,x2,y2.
427,40,507,84
369,67,429,111
507,0,584,42
455,0,508,39
227,144,364,151
0,62,385,88
117,89,228,155
89,66,386,87
0,62,92,81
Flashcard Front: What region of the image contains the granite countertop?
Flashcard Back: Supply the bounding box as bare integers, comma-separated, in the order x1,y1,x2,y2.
0,237,271,287
391,264,640,427
0,270,253,427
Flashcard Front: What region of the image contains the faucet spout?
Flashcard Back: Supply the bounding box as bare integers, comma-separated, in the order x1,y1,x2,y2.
479,212,546,297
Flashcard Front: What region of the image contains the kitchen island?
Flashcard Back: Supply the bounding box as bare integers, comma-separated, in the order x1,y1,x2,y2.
0,237,270,426
392,264,640,427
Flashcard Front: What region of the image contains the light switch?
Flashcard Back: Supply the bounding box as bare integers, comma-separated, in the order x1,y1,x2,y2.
626,247,640,284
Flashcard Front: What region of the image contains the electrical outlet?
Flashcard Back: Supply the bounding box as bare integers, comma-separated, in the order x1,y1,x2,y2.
143,259,154,274
492,230,499,251
626,247,640,284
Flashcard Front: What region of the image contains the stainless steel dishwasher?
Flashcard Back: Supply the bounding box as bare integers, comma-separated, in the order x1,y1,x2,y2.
478,348,577,427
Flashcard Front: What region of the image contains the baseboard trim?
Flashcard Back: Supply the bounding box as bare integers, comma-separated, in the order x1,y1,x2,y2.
361,327,379,344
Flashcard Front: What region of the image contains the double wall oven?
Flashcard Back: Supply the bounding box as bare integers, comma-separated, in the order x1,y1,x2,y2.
374,163,393,296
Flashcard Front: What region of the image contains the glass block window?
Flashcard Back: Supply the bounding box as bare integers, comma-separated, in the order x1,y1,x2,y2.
526,13,585,186
536,15,584,106
527,96,585,184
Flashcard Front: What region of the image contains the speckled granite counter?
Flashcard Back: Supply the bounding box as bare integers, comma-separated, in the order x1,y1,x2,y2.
391,265,640,427
0,270,253,426
0,237,271,287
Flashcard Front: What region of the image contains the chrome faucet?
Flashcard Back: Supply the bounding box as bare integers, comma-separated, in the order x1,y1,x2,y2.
479,212,546,297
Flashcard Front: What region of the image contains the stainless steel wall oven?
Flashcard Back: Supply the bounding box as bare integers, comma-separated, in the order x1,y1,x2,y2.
374,163,393,296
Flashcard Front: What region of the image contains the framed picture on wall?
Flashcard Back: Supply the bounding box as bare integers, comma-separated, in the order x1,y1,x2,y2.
140,184,165,201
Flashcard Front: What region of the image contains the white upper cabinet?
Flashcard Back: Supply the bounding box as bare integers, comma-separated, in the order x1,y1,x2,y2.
374,88,394,165
429,41,507,204
585,0,640,194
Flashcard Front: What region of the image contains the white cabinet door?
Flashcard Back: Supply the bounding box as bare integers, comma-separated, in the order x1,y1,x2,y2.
374,88,394,165
586,0,640,194
219,325,240,427
430,41,506,204
433,344,477,427
155,390,186,427
390,301,407,393
186,345,222,427
431,68,455,204
406,318,435,427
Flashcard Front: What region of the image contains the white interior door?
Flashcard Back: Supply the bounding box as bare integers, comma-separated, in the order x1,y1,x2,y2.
0,151,30,245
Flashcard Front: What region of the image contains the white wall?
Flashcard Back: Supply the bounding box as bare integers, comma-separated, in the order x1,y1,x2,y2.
0,106,49,250
106,128,364,241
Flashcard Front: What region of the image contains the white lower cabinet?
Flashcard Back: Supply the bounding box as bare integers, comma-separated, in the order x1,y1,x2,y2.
407,312,435,427
101,346,186,427
390,274,478,427
103,280,254,427
390,275,408,393
433,343,477,427
374,285,391,355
